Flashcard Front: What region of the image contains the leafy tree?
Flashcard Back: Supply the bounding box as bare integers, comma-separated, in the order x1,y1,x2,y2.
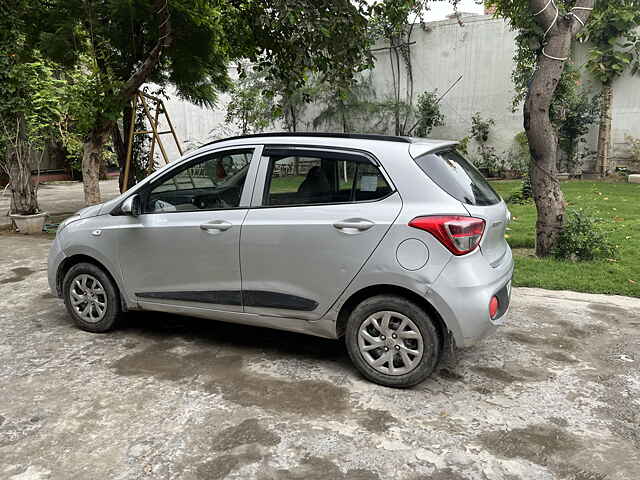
557,89,600,172
24,0,373,205
487,0,595,257
313,76,383,133
0,1,67,215
369,0,426,135
582,1,640,176
225,69,278,135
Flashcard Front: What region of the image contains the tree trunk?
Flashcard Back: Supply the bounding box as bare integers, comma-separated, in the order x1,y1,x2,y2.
596,82,613,177
7,146,39,215
82,127,111,205
525,27,571,256
3,115,39,215
114,105,135,193
525,0,594,257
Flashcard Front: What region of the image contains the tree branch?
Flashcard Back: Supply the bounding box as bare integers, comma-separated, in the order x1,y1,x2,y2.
118,0,171,103
529,0,557,32
570,0,595,36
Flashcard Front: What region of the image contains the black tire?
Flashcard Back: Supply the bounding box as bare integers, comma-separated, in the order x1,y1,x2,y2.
345,295,440,388
62,262,121,333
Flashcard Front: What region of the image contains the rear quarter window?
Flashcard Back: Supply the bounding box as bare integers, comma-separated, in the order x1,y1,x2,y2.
414,149,501,206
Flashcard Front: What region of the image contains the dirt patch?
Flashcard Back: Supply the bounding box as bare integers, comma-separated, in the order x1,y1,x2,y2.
544,351,578,364
527,305,561,323
478,424,579,467
438,368,464,381
424,469,470,480
588,303,629,317
357,409,397,434
477,424,607,479
555,320,606,339
259,456,380,480
547,417,569,427
196,449,262,480
0,267,35,285
472,366,523,384
112,342,350,416
505,331,543,346
210,419,280,451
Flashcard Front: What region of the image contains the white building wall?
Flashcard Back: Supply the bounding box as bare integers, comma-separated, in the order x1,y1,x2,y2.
156,15,640,172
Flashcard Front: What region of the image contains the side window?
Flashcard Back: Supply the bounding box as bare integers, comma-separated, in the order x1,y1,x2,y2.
355,162,392,201
144,149,253,213
263,150,391,207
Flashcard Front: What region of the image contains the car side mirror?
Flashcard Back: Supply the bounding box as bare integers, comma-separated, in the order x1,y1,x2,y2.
121,194,141,216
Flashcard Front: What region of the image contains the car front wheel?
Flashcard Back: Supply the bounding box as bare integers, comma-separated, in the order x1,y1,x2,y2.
345,295,440,388
62,262,121,333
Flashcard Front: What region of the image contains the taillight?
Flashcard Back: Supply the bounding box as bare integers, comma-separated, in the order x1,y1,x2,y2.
489,296,499,319
409,216,485,255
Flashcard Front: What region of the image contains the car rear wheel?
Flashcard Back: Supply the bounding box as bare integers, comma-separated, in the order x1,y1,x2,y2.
345,295,440,388
63,262,121,333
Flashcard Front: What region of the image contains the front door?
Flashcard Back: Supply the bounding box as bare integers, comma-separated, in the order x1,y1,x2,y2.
118,147,258,312
240,147,402,320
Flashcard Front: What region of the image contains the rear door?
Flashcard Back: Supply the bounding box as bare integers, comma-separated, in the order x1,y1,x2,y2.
413,149,510,266
240,146,402,320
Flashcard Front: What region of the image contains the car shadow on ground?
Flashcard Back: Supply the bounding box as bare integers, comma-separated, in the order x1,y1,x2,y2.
116,310,352,367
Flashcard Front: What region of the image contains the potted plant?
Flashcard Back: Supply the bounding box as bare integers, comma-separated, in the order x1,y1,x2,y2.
0,116,47,233
1,50,65,233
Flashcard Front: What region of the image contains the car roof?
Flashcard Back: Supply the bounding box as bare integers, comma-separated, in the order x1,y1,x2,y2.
202,132,457,152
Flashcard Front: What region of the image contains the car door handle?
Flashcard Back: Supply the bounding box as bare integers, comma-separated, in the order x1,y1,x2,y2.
200,220,232,231
333,219,375,231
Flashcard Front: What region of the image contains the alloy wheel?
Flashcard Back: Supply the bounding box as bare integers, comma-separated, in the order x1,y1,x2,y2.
69,274,107,323
357,310,424,376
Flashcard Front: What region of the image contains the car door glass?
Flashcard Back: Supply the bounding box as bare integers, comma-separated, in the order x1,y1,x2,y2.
145,149,253,213
355,163,392,201
264,152,389,206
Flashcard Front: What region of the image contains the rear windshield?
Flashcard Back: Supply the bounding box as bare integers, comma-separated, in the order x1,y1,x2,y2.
414,149,501,206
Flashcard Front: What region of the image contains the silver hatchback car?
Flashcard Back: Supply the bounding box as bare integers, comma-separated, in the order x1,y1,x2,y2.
48,133,513,387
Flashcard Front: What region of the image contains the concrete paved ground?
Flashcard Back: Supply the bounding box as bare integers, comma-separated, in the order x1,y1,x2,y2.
1,234,639,480
1,180,121,228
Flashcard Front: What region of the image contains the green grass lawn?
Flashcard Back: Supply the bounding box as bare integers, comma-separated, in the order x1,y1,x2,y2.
490,180,640,297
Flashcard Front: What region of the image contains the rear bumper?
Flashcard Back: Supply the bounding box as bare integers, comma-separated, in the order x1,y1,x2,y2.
427,247,514,347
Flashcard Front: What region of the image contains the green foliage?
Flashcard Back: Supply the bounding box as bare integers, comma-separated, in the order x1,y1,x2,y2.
368,1,427,135
470,112,494,143
553,209,617,261
414,90,445,137
225,69,278,134
511,131,531,176
470,112,502,177
508,171,533,204
486,1,588,127
557,90,600,169
313,76,383,133
582,0,640,85
457,136,470,155
625,134,640,165
0,59,66,150
23,0,374,154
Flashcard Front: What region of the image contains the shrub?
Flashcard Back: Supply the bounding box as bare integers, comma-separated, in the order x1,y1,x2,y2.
553,210,617,261
470,112,504,177
507,174,533,205
625,134,640,166
470,112,494,142
457,136,470,155
414,90,445,137
510,131,531,177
